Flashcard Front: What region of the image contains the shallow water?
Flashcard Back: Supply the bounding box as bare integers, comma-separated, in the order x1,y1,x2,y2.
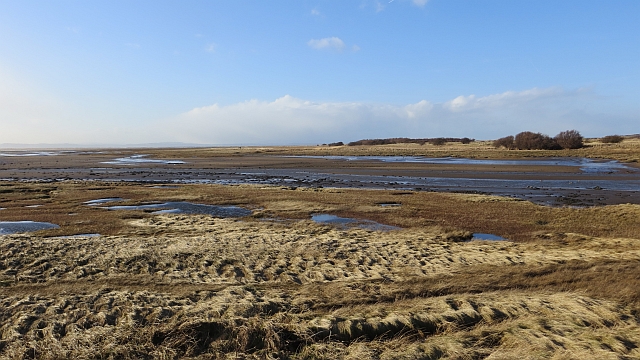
472,233,507,241
0,221,60,235
289,156,632,173
0,151,98,157
84,198,125,205
311,214,399,231
54,233,101,238
102,155,185,165
105,201,252,217
0,151,65,157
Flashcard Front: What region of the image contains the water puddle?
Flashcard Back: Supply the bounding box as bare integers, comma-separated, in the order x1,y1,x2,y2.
151,185,180,189
102,155,186,165
472,233,507,241
311,214,399,231
378,202,401,207
105,201,252,218
24,205,43,208
84,198,125,206
0,221,60,235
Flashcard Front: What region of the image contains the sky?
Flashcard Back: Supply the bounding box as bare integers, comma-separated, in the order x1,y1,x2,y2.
0,0,638,146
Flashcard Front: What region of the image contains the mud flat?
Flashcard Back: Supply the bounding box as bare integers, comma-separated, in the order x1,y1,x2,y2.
1,143,640,358
1,146,639,206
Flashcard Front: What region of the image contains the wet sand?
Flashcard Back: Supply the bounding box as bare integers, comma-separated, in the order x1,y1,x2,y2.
1,149,639,206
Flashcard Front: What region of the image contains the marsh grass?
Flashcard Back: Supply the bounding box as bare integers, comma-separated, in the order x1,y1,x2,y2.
2,181,639,242
2,181,640,358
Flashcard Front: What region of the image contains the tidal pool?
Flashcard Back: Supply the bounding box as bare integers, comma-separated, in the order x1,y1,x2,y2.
472,233,507,241
0,221,60,235
378,202,401,207
105,201,252,218
54,233,101,238
311,214,399,231
84,198,125,206
102,155,185,165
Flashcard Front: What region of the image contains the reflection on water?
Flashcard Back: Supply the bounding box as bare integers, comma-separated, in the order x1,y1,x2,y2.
288,156,632,173
54,233,101,238
84,198,125,206
311,214,399,231
0,151,99,157
102,155,185,165
106,201,251,218
472,233,507,241
0,221,60,234
83,198,124,206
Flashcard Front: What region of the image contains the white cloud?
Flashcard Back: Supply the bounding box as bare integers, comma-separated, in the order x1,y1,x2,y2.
154,87,614,145
0,70,633,146
412,0,429,7
352,45,361,52
311,8,321,16
443,87,565,112
308,37,346,51
204,43,216,53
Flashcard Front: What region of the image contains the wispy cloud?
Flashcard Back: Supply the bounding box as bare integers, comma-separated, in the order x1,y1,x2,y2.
204,43,216,53
307,37,345,51
125,43,140,49
311,8,321,16
364,0,428,12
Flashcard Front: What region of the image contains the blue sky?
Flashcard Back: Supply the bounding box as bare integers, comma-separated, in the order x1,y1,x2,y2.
0,1,638,145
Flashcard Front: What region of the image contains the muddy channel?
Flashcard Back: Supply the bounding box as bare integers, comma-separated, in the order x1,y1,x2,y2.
1,151,639,207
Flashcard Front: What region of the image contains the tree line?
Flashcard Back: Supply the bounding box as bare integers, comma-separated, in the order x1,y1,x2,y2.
493,130,584,150
345,137,474,146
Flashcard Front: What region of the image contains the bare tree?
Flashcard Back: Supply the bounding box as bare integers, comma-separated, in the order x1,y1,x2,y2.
554,130,583,149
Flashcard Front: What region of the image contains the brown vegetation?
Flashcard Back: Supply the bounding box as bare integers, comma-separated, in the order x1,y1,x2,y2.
1,180,640,358
602,135,625,144
514,131,561,150
149,137,640,164
492,135,514,149
346,137,474,146
1,136,639,358
554,130,584,149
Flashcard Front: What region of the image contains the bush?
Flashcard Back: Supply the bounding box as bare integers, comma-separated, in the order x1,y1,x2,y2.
514,131,560,150
430,138,447,146
493,136,514,149
460,137,473,144
601,135,624,144
554,130,583,149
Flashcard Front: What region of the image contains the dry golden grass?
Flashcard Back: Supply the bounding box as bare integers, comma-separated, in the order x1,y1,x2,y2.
2,181,639,242
2,181,640,358
149,137,640,164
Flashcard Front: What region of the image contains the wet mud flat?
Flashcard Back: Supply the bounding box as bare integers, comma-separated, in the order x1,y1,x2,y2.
1,150,639,206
